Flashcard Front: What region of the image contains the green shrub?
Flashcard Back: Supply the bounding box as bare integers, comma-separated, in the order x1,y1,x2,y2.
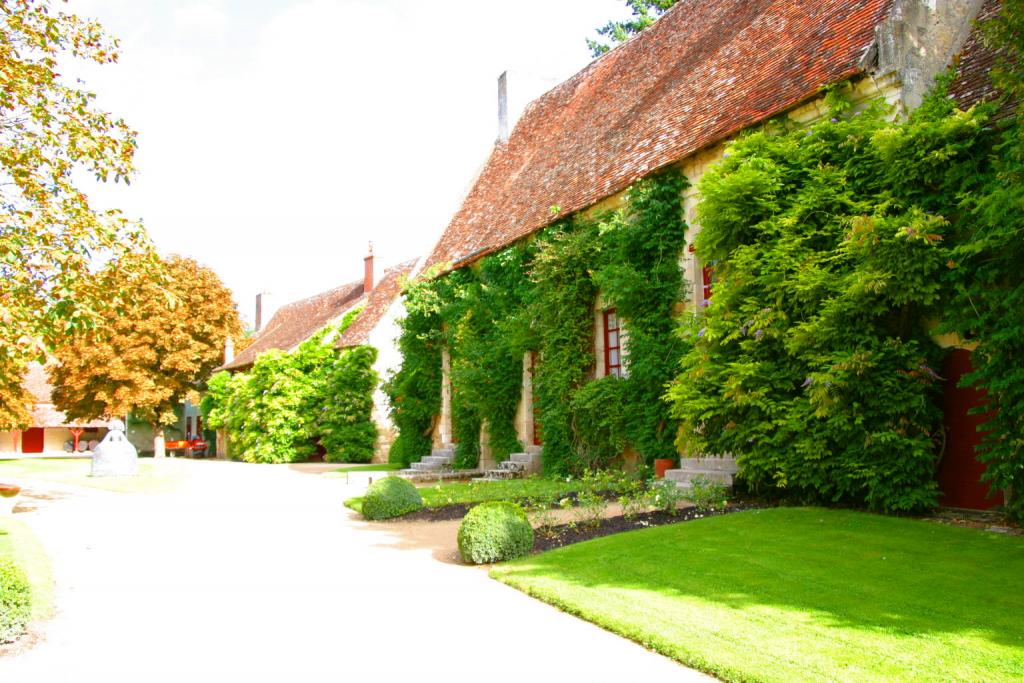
0,558,31,643
458,502,534,564
360,476,424,520
688,475,729,512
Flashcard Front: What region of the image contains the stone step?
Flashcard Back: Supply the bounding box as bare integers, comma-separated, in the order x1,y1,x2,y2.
664,469,734,487
677,457,738,473
400,468,483,483
421,455,454,466
497,461,525,471
410,461,450,472
509,452,533,464
430,448,455,459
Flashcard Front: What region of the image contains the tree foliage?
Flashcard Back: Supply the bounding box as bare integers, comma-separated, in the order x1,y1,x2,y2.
203,307,379,464
587,0,679,57
0,352,31,431
49,253,243,427
0,1,145,405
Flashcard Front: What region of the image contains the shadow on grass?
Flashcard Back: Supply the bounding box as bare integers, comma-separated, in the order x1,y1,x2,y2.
494,507,1024,651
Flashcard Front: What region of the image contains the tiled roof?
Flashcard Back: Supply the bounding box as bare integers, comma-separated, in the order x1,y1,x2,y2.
23,363,107,429
949,0,1013,117
220,280,365,371
424,0,893,271
336,259,417,349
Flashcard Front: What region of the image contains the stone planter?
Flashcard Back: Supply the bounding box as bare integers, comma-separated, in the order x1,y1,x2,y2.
0,484,21,515
654,458,676,479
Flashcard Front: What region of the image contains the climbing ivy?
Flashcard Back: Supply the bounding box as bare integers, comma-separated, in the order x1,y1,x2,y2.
941,1,1024,519
202,306,379,464
666,67,1020,514
388,169,688,475
530,219,603,475
384,268,444,467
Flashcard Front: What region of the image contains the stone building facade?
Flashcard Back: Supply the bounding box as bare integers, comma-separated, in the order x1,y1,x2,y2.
400,0,1002,484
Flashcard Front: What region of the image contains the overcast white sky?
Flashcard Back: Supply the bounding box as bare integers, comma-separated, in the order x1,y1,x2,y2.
69,0,629,327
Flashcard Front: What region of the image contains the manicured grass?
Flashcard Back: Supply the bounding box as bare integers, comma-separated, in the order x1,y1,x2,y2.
0,457,188,494
0,516,54,620
492,507,1024,683
418,477,580,508
324,463,403,476
345,476,581,514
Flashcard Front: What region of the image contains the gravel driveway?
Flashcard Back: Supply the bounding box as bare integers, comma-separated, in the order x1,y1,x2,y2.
0,460,709,682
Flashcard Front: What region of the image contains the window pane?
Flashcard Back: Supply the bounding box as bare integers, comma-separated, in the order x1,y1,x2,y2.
609,349,620,367
606,311,617,329
608,330,619,348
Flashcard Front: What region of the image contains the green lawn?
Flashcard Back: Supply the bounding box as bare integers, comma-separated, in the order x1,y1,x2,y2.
0,516,53,621
0,457,188,494
492,507,1024,683
344,476,582,514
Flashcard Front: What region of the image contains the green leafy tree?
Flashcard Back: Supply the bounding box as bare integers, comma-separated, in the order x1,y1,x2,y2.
588,0,679,57
0,1,146,411
318,346,379,463
202,308,379,464
49,253,243,454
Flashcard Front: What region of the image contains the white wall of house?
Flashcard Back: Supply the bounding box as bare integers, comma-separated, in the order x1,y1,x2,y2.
366,295,408,462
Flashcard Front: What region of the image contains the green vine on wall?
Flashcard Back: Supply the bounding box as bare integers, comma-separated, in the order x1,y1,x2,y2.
202,306,379,464
384,269,444,467
666,73,1017,514
388,169,688,475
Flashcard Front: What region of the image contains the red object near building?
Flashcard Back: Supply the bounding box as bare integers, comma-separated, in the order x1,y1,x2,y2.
21,428,44,454
603,309,623,378
936,349,1003,509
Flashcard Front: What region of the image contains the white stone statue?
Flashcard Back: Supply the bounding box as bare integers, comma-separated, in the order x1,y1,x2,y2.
91,419,139,477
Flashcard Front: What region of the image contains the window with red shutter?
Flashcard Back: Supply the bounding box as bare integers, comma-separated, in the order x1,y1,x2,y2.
604,309,623,378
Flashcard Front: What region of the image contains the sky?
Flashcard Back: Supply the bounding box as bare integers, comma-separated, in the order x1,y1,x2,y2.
69,0,630,327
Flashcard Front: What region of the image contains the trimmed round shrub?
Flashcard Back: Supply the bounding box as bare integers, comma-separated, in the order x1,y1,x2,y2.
0,558,32,644
458,502,534,564
361,476,424,520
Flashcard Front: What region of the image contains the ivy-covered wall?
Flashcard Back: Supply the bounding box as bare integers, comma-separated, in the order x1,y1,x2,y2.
202,307,380,464
386,170,689,474
669,52,1024,516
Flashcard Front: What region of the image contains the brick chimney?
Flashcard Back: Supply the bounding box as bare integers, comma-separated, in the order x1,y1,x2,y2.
255,292,270,332
364,243,375,293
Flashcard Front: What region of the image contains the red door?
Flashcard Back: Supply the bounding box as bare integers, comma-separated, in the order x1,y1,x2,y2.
531,351,542,446
22,428,45,454
936,349,1003,509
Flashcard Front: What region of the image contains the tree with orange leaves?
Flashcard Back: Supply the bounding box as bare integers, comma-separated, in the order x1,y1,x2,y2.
0,1,146,424
49,253,243,456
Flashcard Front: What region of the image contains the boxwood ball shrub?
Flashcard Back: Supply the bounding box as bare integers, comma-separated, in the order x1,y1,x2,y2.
360,476,424,520
0,558,32,643
458,502,534,564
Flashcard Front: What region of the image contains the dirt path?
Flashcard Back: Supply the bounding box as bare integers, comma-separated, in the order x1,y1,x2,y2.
0,460,711,682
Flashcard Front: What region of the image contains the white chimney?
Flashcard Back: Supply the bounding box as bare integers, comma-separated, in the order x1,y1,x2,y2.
223,336,235,365
496,70,559,145
497,71,509,143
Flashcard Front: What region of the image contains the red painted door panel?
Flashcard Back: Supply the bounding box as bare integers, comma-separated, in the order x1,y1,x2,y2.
936,349,1003,509
22,428,44,454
